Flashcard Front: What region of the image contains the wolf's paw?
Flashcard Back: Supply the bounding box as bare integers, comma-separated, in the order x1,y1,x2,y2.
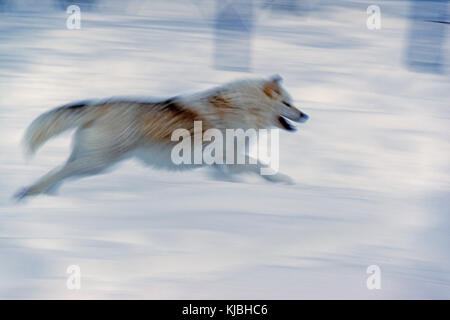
13,187,32,201
263,173,295,185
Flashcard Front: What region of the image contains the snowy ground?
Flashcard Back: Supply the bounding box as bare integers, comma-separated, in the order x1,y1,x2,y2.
0,0,449,299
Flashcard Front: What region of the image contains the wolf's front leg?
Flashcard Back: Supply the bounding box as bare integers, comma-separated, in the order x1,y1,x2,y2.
215,154,294,184
260,170,294,184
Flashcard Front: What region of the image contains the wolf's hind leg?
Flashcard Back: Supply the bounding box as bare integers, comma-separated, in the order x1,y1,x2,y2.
14,152,120,199
15,126,132,199
15,162,83,199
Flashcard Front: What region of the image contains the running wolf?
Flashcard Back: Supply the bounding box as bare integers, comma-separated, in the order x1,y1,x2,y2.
15,76,308,199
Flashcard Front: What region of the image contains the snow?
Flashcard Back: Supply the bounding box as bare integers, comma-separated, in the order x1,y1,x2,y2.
0,0,449,299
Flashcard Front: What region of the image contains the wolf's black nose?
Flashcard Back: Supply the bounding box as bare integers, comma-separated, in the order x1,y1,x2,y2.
299,113,309,122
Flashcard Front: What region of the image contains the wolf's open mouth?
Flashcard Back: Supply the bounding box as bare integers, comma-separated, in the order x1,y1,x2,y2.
278,116,297,131
278,113,309,131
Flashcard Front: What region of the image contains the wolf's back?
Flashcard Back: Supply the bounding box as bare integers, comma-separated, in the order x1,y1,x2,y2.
24,102,95,155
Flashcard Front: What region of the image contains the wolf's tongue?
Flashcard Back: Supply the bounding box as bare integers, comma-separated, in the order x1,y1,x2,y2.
278,116,296,131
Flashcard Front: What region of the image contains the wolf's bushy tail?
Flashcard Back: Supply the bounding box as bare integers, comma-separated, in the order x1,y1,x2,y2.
24,103,94,155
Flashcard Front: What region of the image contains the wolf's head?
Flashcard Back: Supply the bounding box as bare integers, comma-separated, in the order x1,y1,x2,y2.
210,75,309,131
259,75,309,131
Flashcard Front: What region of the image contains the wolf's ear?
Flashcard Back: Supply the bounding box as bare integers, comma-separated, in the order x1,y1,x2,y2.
270,74,282,83
263,75,282,98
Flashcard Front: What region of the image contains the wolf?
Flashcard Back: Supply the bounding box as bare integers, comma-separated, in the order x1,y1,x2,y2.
14,75,308,199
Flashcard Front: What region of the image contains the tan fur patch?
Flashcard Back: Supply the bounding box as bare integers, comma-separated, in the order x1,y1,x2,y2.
262,81,280,99
138,100,209,144
209,94,235,112
75,102,114,129
94,103,113,118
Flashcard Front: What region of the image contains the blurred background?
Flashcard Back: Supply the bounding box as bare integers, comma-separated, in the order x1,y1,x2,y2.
0,0,449,299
